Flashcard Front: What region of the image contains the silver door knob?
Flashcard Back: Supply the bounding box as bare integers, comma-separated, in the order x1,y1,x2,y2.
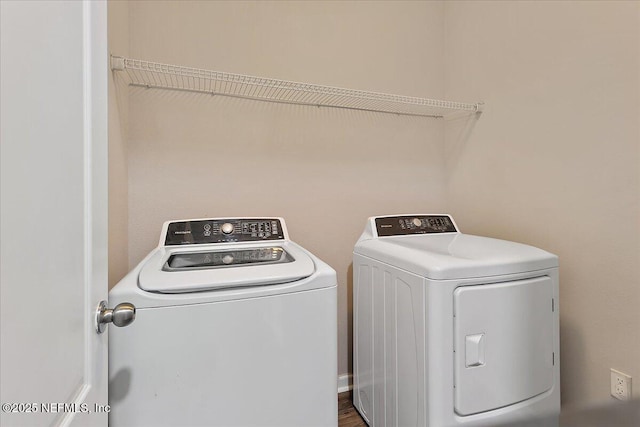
96,300,136,334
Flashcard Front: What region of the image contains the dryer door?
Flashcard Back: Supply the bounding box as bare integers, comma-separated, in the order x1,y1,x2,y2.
453,276,554,416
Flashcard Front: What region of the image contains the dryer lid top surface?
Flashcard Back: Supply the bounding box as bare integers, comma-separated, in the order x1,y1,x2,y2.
138,241,315,293
354,233,558,280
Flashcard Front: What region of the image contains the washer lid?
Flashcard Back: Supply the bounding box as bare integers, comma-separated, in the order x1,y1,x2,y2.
354,233,558,280
138,242,315,293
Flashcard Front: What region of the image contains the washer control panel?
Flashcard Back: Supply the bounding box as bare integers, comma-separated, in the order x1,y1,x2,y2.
164,218,285,245
375,215,457,237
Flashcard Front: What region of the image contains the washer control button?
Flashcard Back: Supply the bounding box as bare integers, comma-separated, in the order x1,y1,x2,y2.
221,223,234,234
412,218,422,227
222,254,234,265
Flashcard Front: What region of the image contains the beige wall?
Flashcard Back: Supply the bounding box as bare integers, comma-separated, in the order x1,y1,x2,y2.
444,1,640,408
123,1,447,377
107,0,129,288
108,0,640,409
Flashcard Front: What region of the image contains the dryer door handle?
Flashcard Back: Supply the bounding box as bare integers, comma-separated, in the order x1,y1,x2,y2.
465,333,485,368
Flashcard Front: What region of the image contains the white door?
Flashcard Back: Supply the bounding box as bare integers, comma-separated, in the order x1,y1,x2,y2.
1,1,109,426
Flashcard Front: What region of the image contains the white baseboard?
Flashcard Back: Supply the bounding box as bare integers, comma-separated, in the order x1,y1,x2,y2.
338,373,353,393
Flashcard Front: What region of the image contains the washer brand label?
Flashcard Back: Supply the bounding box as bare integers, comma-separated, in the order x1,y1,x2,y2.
173,230,191,235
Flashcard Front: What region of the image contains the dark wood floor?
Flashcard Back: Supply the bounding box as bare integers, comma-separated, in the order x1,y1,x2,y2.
338,391,367,427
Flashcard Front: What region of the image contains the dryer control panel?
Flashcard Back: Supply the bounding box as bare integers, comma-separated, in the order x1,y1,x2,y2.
164,218,286,245
375,215,457,237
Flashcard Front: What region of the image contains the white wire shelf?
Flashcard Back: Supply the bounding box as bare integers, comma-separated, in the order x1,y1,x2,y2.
111,56,482,118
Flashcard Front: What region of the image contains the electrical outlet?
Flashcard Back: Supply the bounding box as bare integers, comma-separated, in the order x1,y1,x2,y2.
610,369,632,401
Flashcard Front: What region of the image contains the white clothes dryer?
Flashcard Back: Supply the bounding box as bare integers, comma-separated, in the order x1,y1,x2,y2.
109,217,337,427
353,215,559,427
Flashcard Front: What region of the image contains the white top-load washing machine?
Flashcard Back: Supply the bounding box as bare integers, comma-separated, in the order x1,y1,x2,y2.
109,217,337,427
353,215,559,427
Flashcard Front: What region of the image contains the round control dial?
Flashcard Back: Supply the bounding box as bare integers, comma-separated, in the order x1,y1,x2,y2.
412,218,422,227
221,222,234,234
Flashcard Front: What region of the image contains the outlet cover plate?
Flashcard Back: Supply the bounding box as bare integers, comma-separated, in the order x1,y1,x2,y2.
610,369,632,401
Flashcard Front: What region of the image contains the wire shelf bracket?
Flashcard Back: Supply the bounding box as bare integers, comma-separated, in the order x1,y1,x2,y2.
111,56,483,118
